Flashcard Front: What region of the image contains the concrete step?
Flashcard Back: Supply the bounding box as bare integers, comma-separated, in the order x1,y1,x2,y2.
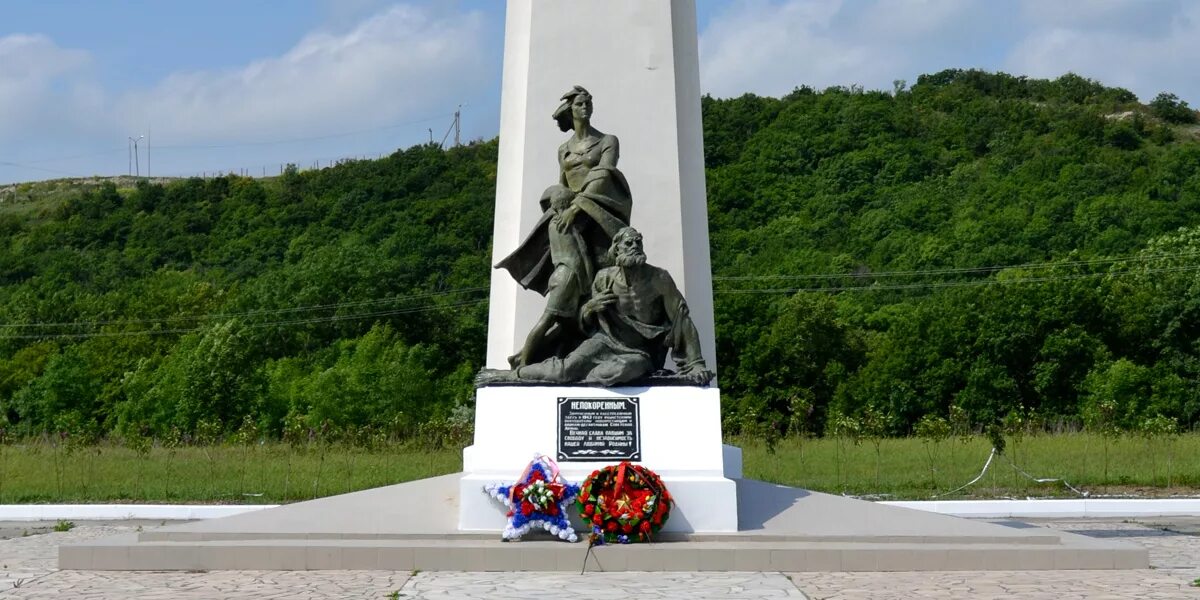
61,534,1148,572
138,529,1065,545
57,474,1150,572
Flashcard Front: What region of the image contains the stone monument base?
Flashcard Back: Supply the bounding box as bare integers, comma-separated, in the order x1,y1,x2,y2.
59,384,1149,571
59,474,1149,571
458,386,740,533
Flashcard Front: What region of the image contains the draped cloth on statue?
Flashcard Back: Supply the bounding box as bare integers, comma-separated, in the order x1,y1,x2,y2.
495,155,633,295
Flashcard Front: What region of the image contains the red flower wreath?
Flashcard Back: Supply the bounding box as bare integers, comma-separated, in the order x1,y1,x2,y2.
577,462,672,544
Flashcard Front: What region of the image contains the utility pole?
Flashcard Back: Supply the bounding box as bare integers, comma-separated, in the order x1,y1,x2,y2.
438,105,465,148
454,105,462,147
128,136,144,177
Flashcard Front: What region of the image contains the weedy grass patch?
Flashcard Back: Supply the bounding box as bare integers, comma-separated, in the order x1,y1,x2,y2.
0,433,1195,503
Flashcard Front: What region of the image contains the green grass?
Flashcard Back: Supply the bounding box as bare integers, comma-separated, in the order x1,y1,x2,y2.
0,433,1195,504
0,440,460,504
738,432,1200,499
0,176,174,217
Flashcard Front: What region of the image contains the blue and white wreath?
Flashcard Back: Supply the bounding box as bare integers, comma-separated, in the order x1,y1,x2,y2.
483,455,580,542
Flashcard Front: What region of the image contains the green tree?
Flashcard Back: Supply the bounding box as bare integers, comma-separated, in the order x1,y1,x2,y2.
9,348,103,435
732,293,864,435
1149,92,1198,124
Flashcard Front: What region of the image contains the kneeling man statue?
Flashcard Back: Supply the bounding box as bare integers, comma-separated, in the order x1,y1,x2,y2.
478,226,713,387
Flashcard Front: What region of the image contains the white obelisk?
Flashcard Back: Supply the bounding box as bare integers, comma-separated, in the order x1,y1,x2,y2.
485,0,716,372
462,0,739,534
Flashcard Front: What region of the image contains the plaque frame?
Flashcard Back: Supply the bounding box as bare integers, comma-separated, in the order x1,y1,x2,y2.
556,396,642,462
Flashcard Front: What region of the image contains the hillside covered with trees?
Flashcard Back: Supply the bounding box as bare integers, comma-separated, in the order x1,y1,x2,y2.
1,69,1198,441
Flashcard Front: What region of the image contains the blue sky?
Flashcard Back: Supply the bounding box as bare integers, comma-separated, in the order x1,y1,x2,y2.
2,0,1197,184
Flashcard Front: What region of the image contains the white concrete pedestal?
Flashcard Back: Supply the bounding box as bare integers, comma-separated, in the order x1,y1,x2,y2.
458,386,741,533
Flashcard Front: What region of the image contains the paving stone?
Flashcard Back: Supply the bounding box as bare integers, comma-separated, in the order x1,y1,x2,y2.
400,571,807,599
0,518,1198,598
787,519,1200,600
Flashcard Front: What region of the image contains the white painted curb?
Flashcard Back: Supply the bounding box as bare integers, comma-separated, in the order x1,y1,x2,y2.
1,498,1198,522
881,498,1200,519
0,505,279,522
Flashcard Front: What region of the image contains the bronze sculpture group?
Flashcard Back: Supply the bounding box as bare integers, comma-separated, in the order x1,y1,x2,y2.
478,86,713,388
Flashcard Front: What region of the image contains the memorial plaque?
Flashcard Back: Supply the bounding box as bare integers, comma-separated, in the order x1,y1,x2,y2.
557,397,641,462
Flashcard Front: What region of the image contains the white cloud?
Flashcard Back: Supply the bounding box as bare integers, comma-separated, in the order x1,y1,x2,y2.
319,0,397,29
1,3,495,182
699,0,1198,107
0,34,89,83
854,0,977,39
122,4,490,143
1018,0,1185,36
1007,1,1200,104
0,34,92,139
698,0,991,98
700,0,861,98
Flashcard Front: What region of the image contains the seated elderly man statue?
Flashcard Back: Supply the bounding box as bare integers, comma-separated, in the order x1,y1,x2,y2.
478,227,714,387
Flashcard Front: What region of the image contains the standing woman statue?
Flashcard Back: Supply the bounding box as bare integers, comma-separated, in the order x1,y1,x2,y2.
496,85,634,368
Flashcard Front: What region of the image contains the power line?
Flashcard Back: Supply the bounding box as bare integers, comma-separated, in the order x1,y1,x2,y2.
0,287,489,330
1,242,1193,333
713,251,1200,282
2,106,469,184
21,147,126,165
0,326,205,341
0,112,456,173
0,298,488,341
716,264,1200,295
151,112,456,151
243,299,487,330
0,161,82,178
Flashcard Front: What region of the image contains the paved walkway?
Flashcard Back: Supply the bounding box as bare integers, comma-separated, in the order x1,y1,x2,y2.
0,519,1196,599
